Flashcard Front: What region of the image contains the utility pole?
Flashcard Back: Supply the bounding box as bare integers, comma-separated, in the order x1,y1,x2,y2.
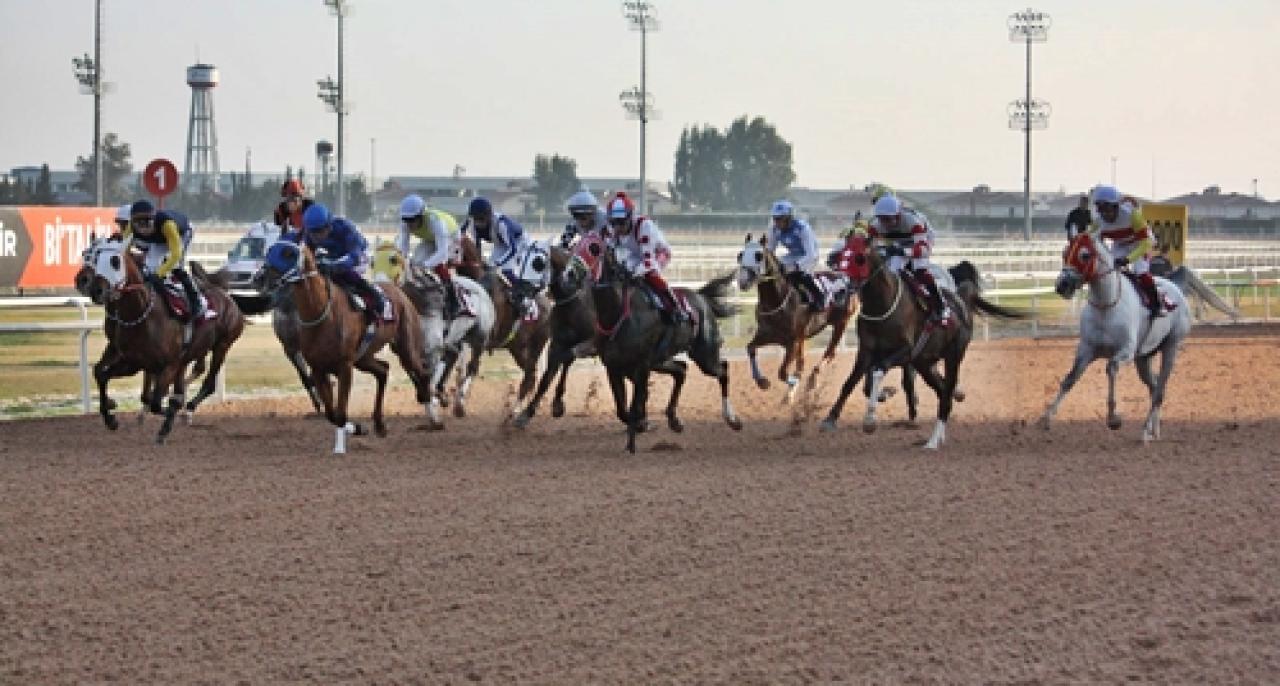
72,0,105,205
322,0,350,215
621,1,659,215
1008,8,1050,241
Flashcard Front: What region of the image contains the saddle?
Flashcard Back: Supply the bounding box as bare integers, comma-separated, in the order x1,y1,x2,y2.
1121,271,1177,314
812,271,852,311
638,283,700,331
341,283,395,323
154,277,214,324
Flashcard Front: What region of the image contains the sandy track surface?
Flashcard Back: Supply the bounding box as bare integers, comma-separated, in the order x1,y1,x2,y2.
2,326,1278,683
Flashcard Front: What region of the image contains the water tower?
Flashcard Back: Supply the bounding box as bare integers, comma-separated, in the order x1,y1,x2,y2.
184,63,221,194
316,140,334,197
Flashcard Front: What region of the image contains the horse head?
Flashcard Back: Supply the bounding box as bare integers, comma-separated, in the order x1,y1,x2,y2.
371,241,405,285
84,237,139,305
512,240,552,298
574,232,607,284
1056,232,1110,299
261,240,314,292
835,233,882,290
735,232,771,291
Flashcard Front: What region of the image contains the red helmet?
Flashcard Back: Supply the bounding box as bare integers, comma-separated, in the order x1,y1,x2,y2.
606,192,635,221
281,179,306,198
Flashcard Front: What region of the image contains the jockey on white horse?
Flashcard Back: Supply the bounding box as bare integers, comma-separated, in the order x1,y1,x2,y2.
867,194,952,327
1090,184,1176,319
398,194,466,319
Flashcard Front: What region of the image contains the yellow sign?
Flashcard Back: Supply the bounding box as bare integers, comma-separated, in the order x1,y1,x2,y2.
1141,203,1188,267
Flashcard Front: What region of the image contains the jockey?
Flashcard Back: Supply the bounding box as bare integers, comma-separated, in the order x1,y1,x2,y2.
560,189,607,249
764,200,824,312
1064,194,1091,240
397,193,464,318
828,212,869,268
1090,184,1170,318
113,204,131,237
298,203,392,322
122,200,206,321
604,191,688,324
461,196,535,314
869,194,951,327
272,179,314,238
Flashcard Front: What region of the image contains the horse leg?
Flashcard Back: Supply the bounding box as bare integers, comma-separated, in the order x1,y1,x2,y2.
746,334,770,390
807,319,846,393
185,338,231,418
1105,358,1123,430
626,365,652,454
1143,341,1181,443
514,343,571,429
312,369,337,427
1039,344,1094,430
287,348,322,415
717,359,743,431
331,364,360,454
551,358,573,418
94,354,135,431
454,342,483,419
783,337,803,405
652,359,688,433
821,348,870,432
901,364,920,424
355,356,390,437
607,366,629,427
862,366,888,433
776,341,795,395
924,351,964,450
156,362,184,445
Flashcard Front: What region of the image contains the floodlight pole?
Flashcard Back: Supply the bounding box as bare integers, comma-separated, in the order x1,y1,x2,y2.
1009,8,1050,241
623,1,658,215
73,0,104,205
324,0,349,215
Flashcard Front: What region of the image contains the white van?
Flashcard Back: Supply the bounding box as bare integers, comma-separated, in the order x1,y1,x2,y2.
223,220,283,292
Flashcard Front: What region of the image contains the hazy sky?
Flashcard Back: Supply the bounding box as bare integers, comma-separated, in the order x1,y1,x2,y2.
2,0,1277,198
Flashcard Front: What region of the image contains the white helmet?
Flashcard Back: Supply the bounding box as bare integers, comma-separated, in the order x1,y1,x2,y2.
1093,185,1121,205
566,189,598,215
873,195,902,216
399,194,426,220
115,204,131,223
770,200,794,218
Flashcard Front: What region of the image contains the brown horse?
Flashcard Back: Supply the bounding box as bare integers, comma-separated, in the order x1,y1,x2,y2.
735,233,856,403
83,237,245,443
820,234,1025,449
261,241,431,453
453,235,552,407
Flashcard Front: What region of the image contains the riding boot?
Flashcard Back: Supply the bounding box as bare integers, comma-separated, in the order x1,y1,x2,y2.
916,268,952,327
1140,273,1164,318
661,287,688,324
444,280,461,319
801,272,825,313
173,268,204,321
360,282,391,323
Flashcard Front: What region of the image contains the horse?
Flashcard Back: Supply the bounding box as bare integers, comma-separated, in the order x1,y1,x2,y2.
590,242,744,453
820,234,1025,449
510,234,689,430
381,251,497,429
448,235,552,411
1039,232,1192,443
261,241,432,453
83,237,245,443
735,232,857,403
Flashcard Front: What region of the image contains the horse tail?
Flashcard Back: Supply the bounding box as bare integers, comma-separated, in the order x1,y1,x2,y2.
697,272,739,319
959,282,1029,320
190,261,230,291
1166,266,1239,319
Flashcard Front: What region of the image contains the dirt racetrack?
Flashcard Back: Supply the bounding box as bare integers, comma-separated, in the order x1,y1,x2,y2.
2,325,1278,684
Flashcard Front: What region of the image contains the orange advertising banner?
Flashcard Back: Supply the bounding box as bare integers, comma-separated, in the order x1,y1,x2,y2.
0,206,120,288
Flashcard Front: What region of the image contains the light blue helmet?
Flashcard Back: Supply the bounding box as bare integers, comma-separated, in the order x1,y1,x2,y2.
770,200,794,218
399,194,426,220
873,195,901,217
1093,185,1121,205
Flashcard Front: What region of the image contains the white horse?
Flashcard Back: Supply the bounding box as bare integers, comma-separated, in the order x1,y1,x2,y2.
1039,232,1191,443
415,270,496,428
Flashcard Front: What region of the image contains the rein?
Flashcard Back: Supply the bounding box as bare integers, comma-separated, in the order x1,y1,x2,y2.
106,281,155,327
856,264,903,322
593,285,632,339
289,270,332,328
1085,261,1123,311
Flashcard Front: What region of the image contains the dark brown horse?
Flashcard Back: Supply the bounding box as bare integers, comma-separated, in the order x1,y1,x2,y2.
735,233,856,402
261,241,431,453
820,234,1025,449
590,244,744,453
83,237,244,443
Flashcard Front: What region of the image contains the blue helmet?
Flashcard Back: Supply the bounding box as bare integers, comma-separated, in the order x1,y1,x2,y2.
468,197,493,218
129,199,155,217
302,203,332,232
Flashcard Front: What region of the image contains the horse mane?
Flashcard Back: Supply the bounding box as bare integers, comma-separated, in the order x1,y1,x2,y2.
697,272,739,319
191,261,229,290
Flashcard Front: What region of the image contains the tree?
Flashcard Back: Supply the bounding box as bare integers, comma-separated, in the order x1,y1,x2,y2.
671,116,794,212
74,132,134,205
532,154,580,212
343,176,373,223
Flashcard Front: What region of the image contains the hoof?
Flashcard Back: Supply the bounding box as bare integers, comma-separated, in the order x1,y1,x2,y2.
1038,415,1052,431
819,418,837,433
755,377,770,390
512,412,530,429
437,392,450,408
351,423,367,436
427,420,444,432
953,389,967,403
862,421,878,434
636,419,656,434
103,415,119,431
667,414,685,433
453,402,466,419
1107,416,1122,431
551,398,566,418
180,411,193,427
155,434,167,445
725,415,744,432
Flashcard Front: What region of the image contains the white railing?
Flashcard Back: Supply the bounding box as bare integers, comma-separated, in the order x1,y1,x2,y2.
0,296,95,413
